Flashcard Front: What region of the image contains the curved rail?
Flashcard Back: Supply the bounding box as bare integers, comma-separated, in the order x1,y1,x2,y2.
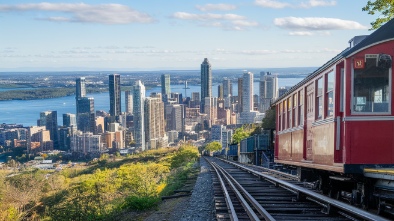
218,157,390,221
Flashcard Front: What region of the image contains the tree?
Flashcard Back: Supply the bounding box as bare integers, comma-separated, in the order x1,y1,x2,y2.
232,127,250,144
363,0,394,30
205,141,222,152
262,108,276,129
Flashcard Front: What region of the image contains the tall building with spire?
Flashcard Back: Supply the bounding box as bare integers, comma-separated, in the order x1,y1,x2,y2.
109,74,121,119
133,80,146,151
200,58,212,113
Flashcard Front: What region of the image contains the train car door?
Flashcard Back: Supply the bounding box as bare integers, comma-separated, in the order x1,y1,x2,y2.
305,83,314,161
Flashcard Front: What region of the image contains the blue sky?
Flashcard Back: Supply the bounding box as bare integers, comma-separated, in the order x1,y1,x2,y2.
0,0,379,71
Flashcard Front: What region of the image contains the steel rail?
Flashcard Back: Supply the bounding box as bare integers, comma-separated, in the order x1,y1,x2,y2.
220,158,390,221
213,162,276,221
212,162,262,221
209,158,239,221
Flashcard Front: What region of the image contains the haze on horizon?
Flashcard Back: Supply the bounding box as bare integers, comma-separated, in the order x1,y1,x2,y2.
0,0,377,71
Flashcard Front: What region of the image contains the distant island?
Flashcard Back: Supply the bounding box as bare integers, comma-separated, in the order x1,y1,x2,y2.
0,87,107,101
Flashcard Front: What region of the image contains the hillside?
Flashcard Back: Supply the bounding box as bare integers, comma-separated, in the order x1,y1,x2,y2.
0,145,199,221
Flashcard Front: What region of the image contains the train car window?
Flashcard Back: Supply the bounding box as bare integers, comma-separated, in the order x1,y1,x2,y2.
326,71,334,117
293,94,297,126
279,103,282,131
316,78,323,120
282,101,286,130
288,97,292,128
353,55,391,113
299,90,304,125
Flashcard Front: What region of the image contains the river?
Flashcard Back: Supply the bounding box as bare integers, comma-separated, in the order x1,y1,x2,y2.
0,79,301,126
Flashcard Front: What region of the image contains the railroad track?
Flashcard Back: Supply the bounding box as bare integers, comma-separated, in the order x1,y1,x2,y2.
205,156,389,221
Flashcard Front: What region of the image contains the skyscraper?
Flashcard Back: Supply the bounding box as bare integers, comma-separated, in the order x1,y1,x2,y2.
76,97,95,133
222,78,232,97
161,74,171,102
76,77,86,117
259,72,278,112
109,74,121,118
242,72,254,113
133,80,146,151
238,78,243,113
63,113,76,127
200,58,212,113
38,111,59,149
144,94,167,149
125,90,133,115
76,77,86,100
218,84,223,100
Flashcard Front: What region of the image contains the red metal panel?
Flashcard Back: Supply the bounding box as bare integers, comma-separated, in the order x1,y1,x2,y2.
312,123,335,165
346,121,394,164
278,133,292,160
291,129,304,161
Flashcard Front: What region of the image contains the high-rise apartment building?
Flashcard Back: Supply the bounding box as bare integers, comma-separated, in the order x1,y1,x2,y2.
144,94,167,149
242,72,254,113
200,58,212,113
125,90,133,114
161,74,171,101
132,80,146,151
109,74,121,118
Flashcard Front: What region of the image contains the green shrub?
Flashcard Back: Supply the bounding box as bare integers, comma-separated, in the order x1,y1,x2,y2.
122,196,160,211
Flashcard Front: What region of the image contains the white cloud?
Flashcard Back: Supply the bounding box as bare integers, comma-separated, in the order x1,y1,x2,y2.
172,12,245,21
196,4,237,11
289,31,313,36
172,12,260,31
255,0,336,8
255,0,291,9
0,3,154,24
300,0,336,8
274,17,368,30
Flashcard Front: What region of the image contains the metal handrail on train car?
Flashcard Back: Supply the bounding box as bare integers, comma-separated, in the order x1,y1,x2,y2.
222,159,390,221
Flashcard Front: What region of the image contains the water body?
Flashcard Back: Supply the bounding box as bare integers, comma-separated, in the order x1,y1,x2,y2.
0,79,301,126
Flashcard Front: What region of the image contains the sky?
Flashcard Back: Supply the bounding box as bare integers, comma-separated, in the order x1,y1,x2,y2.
0,0,380,71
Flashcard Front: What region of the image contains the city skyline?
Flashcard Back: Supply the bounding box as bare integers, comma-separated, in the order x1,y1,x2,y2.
0,1,377,71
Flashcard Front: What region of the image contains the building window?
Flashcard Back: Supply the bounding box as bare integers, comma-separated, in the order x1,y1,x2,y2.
299,90,304,125
326,71,334,117
316,78,323,120
293,94,297,126
353,55,391,113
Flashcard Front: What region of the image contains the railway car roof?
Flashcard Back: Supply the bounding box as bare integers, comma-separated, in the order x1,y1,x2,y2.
272,18,394,105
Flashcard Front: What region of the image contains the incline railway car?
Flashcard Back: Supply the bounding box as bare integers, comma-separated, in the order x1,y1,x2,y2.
272,19,394,210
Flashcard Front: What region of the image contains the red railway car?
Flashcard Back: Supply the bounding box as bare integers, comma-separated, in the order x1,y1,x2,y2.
272,19,394,210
